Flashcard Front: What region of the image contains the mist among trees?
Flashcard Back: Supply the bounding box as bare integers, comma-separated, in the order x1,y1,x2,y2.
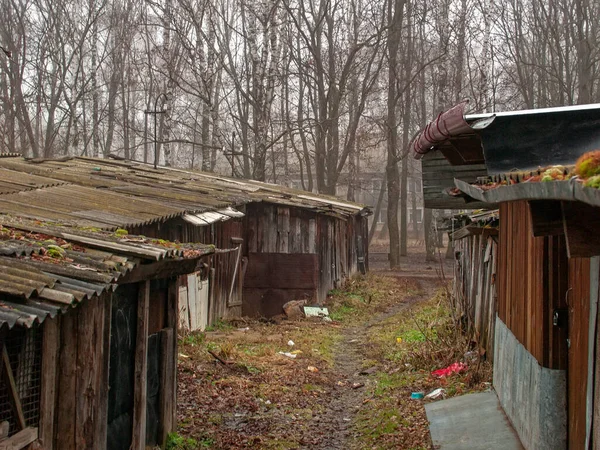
1,0,599,265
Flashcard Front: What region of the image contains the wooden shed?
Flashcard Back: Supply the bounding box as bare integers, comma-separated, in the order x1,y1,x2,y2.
0,156,370,325
0,216,213,450
414,102,600,449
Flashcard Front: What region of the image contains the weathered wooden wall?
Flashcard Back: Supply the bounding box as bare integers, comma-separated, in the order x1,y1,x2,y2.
568,257,591,450
39,278,179,450
50,293,111,449
244,203,317,254
131,218,244,325
421,151,490,209
244,203,367,315
497,201,568,370
452,231,497,360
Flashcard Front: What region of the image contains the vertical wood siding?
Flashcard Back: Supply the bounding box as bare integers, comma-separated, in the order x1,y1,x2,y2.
568,257,591,450
497,201,568,369
453,232,497,360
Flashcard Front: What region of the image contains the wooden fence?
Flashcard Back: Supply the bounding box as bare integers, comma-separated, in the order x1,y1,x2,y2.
452,229,498,361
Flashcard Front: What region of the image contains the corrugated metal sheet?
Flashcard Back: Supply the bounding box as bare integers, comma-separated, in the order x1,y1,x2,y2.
183,208,245,226
0,157,369,228
0,218,214,329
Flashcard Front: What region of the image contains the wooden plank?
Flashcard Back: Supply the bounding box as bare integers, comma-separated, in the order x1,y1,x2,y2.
308,219,317,253
1,346,25,431
158,329,174,446
132,281,150,450
244,253,319,290
39,318,59,449
167,278,179,428
0,427,37,450
56,312,77,449
568,257,591,450
95,296,111,450
75,299,101,448
187,274,198,331
178,277,190,330
592,260,600,450
277,207,290,253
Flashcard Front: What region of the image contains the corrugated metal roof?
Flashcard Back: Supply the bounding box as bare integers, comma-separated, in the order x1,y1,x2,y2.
0,157,369,227
0,217,214,329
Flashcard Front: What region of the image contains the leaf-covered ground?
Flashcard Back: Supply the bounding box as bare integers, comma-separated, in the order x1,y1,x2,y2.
174,270,492,449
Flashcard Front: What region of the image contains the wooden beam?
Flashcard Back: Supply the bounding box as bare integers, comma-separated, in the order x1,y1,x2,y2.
0,427,37,450
562,201,600,258
39,318,59,449
529,200,564,237
117,259,201,285
2,345,25,431
157,329,174,446
132,281,150,450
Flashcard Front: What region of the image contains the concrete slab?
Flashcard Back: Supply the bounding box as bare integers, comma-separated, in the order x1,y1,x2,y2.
425,391,524,450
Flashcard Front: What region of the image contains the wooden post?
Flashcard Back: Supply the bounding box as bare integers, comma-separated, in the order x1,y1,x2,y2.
132,281,150,450
39,318,59,449
158,329,174,445
55,312,77,449
167,278,179,429
95,296,112,449
75,300,101,449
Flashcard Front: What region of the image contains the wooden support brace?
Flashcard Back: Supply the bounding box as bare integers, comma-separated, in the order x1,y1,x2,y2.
2,346,25,431
0,427,37,450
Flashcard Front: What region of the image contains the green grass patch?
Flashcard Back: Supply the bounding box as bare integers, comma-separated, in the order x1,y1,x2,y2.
205,319,234,332
180,332,206,347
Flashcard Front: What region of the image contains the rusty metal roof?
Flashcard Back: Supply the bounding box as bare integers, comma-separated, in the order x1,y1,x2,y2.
0,217,214,329
0,157,368,228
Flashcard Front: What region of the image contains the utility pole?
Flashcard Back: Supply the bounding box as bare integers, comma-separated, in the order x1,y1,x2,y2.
144,92,168,169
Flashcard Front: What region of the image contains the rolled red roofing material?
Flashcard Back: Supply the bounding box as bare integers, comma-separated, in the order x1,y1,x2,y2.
413,100,473,159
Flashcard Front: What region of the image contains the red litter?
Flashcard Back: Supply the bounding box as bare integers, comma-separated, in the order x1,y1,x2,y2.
431,362,467,378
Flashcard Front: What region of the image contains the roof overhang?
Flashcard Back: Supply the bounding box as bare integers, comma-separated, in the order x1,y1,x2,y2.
453,178,600,258
413,101,600,209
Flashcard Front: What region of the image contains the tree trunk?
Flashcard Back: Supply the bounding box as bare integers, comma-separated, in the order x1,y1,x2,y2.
386,0,405,269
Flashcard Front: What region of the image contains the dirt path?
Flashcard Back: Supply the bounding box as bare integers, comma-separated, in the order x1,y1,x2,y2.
175,256,488,450
314,279,437,449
